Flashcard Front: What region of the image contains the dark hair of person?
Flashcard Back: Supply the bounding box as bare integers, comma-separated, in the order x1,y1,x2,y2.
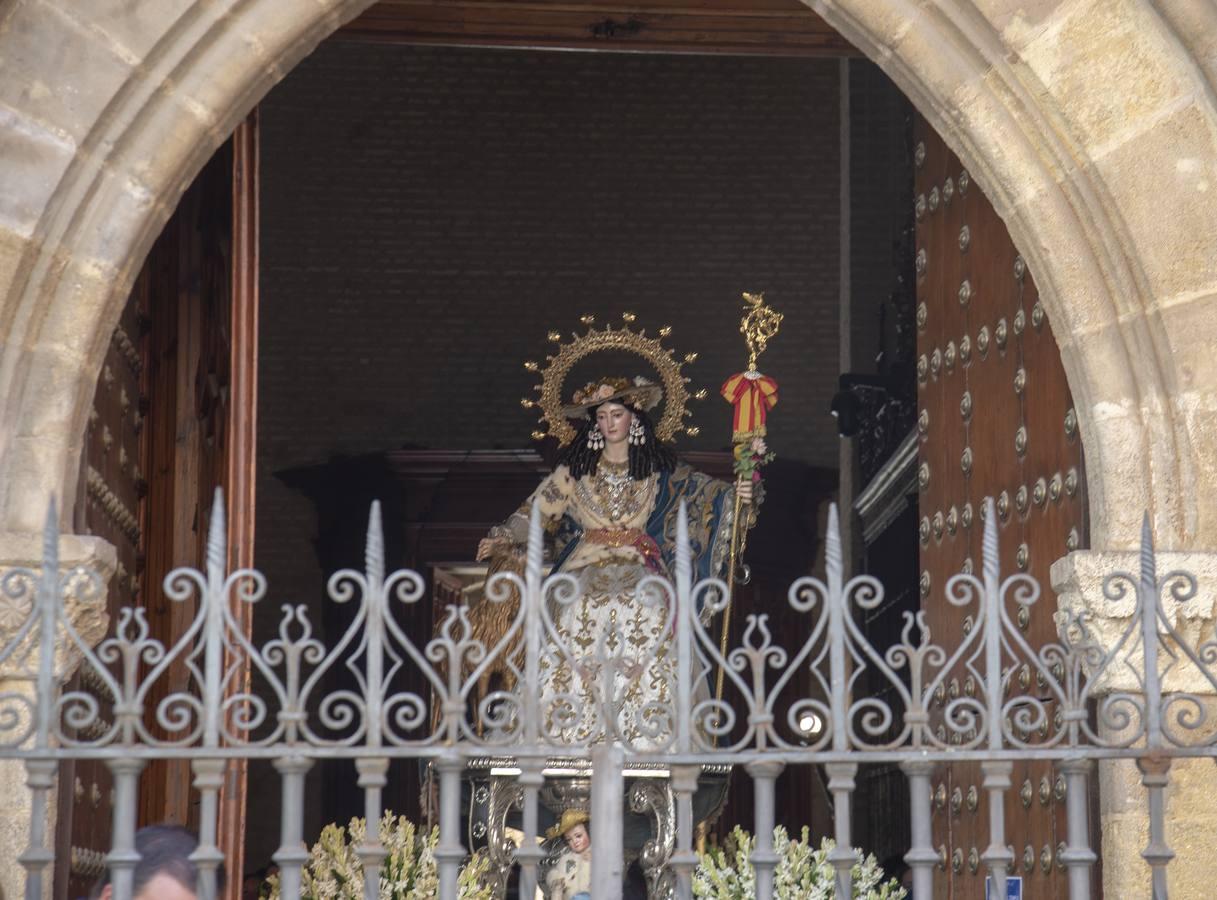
91,824,226,897
556,404,677,480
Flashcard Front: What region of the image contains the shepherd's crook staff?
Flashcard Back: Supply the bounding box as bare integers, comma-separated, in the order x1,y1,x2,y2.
717,292,783,703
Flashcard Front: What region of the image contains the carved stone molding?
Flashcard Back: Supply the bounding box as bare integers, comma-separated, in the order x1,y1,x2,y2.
1052,549,1217,695
0,531,114,681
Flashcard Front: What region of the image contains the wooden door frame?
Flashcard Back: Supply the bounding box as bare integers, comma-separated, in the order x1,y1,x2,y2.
218,110,259,899
337,0,859,56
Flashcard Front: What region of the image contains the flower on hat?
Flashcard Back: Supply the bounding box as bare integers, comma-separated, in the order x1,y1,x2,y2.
564,376,662,417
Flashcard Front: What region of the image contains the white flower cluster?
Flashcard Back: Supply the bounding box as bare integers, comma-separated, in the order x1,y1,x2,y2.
692,826,906,900
265,811,493,900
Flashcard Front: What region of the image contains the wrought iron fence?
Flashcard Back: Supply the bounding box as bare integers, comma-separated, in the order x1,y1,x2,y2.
1,489,1214,900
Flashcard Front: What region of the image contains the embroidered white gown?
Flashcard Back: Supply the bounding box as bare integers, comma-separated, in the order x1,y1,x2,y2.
487,459,735,748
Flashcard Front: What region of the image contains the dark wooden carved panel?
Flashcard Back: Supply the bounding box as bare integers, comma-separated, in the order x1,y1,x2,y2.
914,117,1089,898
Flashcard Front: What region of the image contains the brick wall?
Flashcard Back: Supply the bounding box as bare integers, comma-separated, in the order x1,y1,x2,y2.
848,60,915,376
259,42,843,469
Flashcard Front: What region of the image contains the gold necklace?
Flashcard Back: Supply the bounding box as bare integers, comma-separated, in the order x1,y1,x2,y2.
579,459,649,523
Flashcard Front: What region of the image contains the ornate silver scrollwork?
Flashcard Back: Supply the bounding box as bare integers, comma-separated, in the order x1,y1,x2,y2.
483,778,525,897
628,780,676,900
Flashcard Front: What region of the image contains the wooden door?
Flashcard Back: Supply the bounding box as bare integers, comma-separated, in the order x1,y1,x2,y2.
55,117,258,900
914,118,1089,897
54,243,152,897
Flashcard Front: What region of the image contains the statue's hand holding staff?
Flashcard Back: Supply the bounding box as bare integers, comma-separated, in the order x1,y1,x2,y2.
476,536,512,561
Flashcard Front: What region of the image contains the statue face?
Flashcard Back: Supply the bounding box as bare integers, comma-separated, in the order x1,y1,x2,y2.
564,823,590,854
594,402,633,446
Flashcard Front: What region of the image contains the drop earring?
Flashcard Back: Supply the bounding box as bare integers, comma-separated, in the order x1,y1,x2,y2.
628,418,646,446
588,423,605,451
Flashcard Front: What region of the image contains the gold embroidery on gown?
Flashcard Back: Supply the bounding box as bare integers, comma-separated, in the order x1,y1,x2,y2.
485,460,735,748
489,462,677,746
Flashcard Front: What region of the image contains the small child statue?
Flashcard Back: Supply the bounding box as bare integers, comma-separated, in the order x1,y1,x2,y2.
544,809,592,900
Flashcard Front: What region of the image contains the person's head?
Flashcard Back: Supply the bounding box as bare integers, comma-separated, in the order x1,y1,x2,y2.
556,375,675,479
545,808,591,852
593,401,634,447
564,822,590,854
93,825,224,900
559,401,675,480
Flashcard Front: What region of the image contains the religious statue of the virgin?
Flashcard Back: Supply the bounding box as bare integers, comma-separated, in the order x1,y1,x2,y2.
475,316,752,747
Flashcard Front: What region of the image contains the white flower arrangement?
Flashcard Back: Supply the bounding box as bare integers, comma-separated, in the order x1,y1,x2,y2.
265,811,493,900
693,826,906,900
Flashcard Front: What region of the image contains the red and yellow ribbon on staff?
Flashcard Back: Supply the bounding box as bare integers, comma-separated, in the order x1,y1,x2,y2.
721,291,783,483
716,291,783,704
721,371,779,440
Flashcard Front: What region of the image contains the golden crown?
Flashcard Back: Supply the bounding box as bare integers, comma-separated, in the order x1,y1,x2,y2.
521,312,708,446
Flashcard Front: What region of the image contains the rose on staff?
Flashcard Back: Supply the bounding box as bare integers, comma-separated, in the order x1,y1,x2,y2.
733,434,776,484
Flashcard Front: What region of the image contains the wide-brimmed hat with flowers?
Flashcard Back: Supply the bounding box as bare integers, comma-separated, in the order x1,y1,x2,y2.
545,808,591,841
560,375,662,419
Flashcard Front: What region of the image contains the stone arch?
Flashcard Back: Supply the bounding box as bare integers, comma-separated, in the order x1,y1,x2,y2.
0,0,1215,551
